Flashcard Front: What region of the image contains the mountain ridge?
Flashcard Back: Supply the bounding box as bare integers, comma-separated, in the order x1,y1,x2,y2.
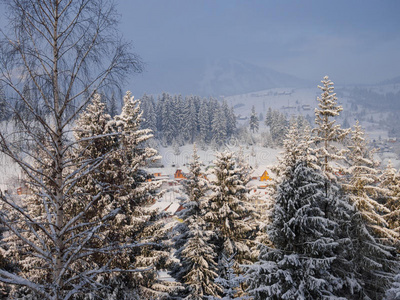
130,57,312,97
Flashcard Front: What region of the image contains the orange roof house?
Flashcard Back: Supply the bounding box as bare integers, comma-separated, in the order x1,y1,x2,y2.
260,170,270,181
174,169,187,180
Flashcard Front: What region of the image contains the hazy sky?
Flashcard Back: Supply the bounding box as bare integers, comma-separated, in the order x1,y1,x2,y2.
0,1,399,87
118,0,400,85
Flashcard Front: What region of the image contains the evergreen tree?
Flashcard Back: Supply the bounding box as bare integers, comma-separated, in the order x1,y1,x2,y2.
386,274,400,300
71,92,171,299
172,145,222,299
381,161,400,237
245,162,349,300
211,106,228,148
275,122,317,180
106,93,118,118
249,105,259,133
343,121,394,240
223,100,237,138
156,93,167,133
313,76,349,181
214,253,244,300
140,93,157,133
198,99,211,147
265,107,273,127
343,121,398,298
171,95,183,141
111,92,174,298
269,111,288,147
182,96,198,143
161,94,176,144
172,145,208,274
204,151,255,268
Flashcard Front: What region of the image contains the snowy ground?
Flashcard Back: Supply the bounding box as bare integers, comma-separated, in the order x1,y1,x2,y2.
155,143,279,176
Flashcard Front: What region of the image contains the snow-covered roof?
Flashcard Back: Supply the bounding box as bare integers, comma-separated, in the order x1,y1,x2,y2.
149,202,171,212
165,203,182,214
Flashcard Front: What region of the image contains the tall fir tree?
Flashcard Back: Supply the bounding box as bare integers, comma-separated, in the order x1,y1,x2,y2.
313,76,349,181
213,253,244,300
386,274,400,300
343,121,398,298
107,93,118,118
249,105,259,133
182,96,198,144
223,100,237,138
198,99,211,147
112,92,175,298
275,122,317,180
245,162,354,300
269,111,288,147
73,92,172,299
172,145,222,299
343,121,394,241
380,161,400,238
140,93,157,134
211,106,228,148
204,151,255,269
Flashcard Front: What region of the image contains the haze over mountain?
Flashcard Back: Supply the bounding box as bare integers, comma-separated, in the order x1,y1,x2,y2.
131,58,311,97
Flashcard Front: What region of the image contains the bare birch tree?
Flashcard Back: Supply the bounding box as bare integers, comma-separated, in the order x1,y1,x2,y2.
0,0,144,299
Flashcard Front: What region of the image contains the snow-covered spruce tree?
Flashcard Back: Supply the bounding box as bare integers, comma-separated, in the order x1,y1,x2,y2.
223,100,237,138
171,145,222,299
182,96,199,144
198,99,211,147
107,93,119,118
204,151,255,269
269,110,288,147
343,121,398,298
249,105,259,133
0,0,142,298
171,145,209,277
343,121,395,241
211,106,228,149
140,93,157,133
156,93,168,134
380,161,400,238
274,121,317,180
313,76,349,181
386,274,400,300
110,92,177,299
245,162,349,300
213,253,244,300
161,94,176,145
265,107,273,128
179,218,222,300
70,92,161,298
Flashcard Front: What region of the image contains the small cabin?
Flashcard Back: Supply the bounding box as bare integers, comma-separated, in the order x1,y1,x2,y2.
260,170,270,181
174,169,187,180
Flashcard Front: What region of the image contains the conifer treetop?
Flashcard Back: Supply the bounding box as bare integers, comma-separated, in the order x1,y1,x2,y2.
313,75,349,180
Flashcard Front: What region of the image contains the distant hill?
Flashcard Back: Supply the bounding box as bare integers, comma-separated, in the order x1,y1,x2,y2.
130,57,311,97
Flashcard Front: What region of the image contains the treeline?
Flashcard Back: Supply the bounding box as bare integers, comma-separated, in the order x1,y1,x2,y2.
140,93,237,148
264,107,309,147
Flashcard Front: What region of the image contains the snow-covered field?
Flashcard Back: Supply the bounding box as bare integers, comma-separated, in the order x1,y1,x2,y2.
155,143,279,175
